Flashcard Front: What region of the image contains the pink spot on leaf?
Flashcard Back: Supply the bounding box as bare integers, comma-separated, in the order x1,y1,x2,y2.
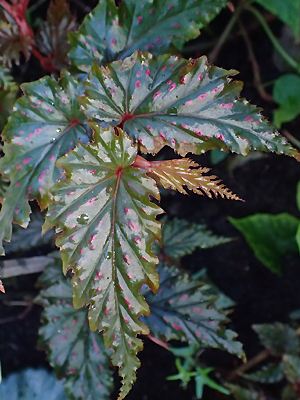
137,15,143,24
22,157,32,165
135,80,141,88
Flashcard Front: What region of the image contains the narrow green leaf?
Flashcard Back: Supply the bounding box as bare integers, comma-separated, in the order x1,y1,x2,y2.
0,72,90,255
0,369,66,400
253,323,300,356
82,52,299,159
38,257,114,400
255,0,300,40
229,213,299,274
162,218,231,258
143,264,244,358
69,0,227,71
273,74,300,128
45,126,162,399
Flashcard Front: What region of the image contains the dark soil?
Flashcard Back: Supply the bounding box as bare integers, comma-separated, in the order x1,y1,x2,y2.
1,2,300,400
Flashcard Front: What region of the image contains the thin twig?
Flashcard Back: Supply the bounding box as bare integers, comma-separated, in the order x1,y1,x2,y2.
209,7,240,63
0,302,33,325
227,349,271,381
245,5,300,73
283,130,300,150
238,19,273,102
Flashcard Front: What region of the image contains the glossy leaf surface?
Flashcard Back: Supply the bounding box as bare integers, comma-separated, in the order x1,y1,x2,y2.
45,126,162,399
69,0,227,70
229,213,299,274
82,52,299,158
161,218,230,258
38,257,113,400
143,264,244,357
0,72,90,255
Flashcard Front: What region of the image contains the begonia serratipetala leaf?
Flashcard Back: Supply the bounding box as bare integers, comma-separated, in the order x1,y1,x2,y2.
0,72,90,255
143,264,244,358
45,126,163,399
38,257,113,400
82,52,299,159
68,0,227,71
161,218,231,258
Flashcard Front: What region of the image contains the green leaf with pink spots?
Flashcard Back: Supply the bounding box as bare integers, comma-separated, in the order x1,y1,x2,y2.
0,72,90,255
82,52,300,159
45,126,163,400
143,264,244,358
38,255,113,400
68,0,227,71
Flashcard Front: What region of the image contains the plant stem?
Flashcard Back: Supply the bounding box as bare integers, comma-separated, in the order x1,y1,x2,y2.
209,8,240,62
209,0,253,62
245,5,300,73
227,349,271,381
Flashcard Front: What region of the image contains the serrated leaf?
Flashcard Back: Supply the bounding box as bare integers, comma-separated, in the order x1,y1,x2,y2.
4,212,54,255
0,9,33,66
36,0,77,70
255,0,300,40
38,257,113,400
143,263,244,358
45,126,162,399
244,362,284,384
229,213,299,274
68,0,227,71
282,355,300,384
148,158,241,200
0,72,90,255
82,52,299,159
162,218,231,258
0,368,66,400
253,323,300,356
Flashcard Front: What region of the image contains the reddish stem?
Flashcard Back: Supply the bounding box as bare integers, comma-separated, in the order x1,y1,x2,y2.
132,155,152,169
148,334,169,350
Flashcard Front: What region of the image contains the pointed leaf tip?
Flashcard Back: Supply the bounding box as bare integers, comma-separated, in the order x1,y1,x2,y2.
46,126,163,396
82,52,299,160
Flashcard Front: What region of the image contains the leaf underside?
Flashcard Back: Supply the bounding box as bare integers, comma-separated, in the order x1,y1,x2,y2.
45,126,162,399
68,0,227,70
143,263,244,358
148,158,241,200
0,72,90,255
38,256,113,400
82,52,299,159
